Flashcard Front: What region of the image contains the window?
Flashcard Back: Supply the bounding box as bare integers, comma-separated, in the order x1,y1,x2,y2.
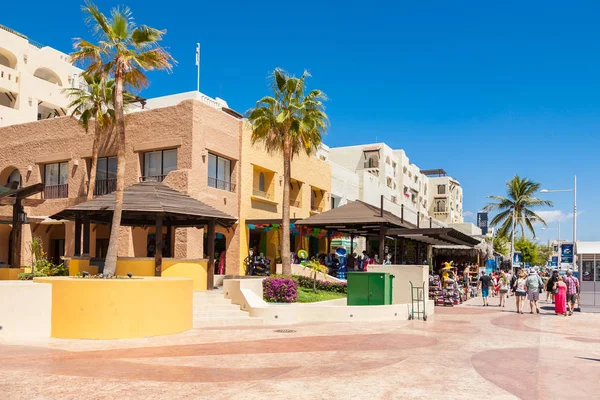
208,153,234,192
44,161,68,199
437,185,446,195
435,199,446,212
142,149,177,182
6,169,21,188
258,172,266,192
94,156,117,195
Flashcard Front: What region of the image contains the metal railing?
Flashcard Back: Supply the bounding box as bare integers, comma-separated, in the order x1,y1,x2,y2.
43,184,68,199
140,175,167,183
94,179,116,196
364,160,380,168
253,188,273,200
208,176,236,192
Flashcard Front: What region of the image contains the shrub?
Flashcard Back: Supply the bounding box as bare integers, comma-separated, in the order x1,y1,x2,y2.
263,277,298,303
294,275,347,293
18,272,48,281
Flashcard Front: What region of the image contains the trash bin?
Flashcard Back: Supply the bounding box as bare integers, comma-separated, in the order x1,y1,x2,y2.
347,272,394,305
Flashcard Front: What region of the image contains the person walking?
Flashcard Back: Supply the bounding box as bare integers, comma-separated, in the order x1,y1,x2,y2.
563,270,580,316
546,270,559,303
513,271,527,314
525,269,543,314
498,273,510,307
553,276,568,316
478,270,492,306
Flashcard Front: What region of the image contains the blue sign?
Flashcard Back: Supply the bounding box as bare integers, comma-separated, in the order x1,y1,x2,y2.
513,252,522,266
524,262,531,268
561,244,574,264
477,212,489,235
551,256,558,267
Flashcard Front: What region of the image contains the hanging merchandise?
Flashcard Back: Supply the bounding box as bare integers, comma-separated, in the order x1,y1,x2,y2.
247,224,255,230
272,224,280,230
290,223,296,229
264,227,271,232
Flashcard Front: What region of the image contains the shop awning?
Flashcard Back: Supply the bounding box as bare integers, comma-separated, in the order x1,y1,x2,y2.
385,228,481,247
576,241,600,255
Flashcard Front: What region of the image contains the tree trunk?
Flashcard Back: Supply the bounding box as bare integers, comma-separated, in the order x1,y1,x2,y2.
313,270,317,294
86,124,101,201
281,135,292,276
103,63,126,277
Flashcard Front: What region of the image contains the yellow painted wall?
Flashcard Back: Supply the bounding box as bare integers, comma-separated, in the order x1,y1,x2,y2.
115,258,155,276
35,276,193,339
0,268,24,280
68,258,98,276
162,259,208,291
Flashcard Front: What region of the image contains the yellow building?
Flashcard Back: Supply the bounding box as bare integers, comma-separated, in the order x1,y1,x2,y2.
239,125,332,274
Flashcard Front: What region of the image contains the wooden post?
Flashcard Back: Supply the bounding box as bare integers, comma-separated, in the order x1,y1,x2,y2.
417,211,420,228
401,205,404,224
155,214,163,276
166,223,172,258
379,225,386,264
82,214,90,256
10,199,22,268
207,219,216,290
429,217,432,228
74,216,82,256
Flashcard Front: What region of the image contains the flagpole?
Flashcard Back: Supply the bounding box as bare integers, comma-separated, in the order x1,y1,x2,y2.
196,43,200,92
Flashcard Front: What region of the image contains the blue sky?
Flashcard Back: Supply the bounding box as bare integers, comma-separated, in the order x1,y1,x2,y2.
5,1,599,242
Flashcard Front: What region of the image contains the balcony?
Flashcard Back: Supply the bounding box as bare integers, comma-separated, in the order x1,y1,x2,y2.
290,198,301,208
140,175,167,183
208,176,236,193
433,208,448,214
310,204,324,214
43,184,68,199
0,65,19,93
94,179,116,196
251,187,277,205
34,76,66,107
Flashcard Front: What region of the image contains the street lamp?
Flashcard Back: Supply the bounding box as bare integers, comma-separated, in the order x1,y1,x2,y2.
540,175,577,272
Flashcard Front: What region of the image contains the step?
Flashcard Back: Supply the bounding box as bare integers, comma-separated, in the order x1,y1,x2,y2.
193,303,240,312
193,310,249,318
193,316,264,328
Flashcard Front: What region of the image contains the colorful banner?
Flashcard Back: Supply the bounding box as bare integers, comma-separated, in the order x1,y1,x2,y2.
477,212,488,235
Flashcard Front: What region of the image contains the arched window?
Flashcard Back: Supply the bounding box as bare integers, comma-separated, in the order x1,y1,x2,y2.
436,199,446,212
7,169,21,188
258,172,265,192
0,48,17,68
33,67,63,86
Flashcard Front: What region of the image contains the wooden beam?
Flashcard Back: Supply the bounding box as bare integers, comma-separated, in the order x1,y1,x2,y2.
11,199,22,267
45,225,53,234
207,220,216,290
155,214,163,276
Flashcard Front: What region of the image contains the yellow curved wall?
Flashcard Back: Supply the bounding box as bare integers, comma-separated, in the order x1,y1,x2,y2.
162,260,208,291
34,277,193,339
68,258,98,276
116,258,155,276
0,268,23,280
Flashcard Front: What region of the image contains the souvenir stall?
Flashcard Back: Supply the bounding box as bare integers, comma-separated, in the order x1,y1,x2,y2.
429,262,467,306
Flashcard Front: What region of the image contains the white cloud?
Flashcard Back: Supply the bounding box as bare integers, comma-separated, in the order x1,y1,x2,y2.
463,211,475,220
535,210,582,224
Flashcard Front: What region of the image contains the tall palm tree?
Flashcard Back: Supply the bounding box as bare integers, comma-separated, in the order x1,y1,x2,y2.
485,175,553,240
71,1,174,276
63,74,115,201
247,68,328,276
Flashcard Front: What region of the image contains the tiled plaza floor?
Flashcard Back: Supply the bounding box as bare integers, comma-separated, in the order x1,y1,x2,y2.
1,295,599,399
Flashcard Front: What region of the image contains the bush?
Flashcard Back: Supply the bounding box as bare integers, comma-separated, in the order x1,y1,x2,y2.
263,277,298,303
18,272,48,281
294,275,347,293
35,259,68,277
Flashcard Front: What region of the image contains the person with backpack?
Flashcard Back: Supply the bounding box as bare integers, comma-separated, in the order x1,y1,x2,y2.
525,269,544,314
563,270,580,316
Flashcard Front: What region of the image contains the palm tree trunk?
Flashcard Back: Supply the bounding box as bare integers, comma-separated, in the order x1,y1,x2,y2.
103,64,126,277
86,124,101,201
281,135,292,276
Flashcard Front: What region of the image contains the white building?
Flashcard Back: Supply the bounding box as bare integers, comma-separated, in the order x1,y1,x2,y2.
317,144,359,209
422,169,464,224
0,24,84,127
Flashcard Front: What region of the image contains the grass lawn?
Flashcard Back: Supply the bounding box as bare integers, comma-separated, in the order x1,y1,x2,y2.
296,286,347,303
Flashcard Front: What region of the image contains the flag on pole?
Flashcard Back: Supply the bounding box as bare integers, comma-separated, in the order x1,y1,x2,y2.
195,43,200,66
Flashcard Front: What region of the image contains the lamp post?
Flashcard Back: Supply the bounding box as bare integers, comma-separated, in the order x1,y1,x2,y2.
541,175,577,272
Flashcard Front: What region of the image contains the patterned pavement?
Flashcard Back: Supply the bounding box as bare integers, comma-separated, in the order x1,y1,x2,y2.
1,296,599,399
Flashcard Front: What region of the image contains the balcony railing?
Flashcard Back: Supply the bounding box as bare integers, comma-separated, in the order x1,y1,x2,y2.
364,160,380,168
433,208,448,214
94,178,116,196
43,184,68,199
253,188,274,200
140,175,167,183
0,64,19,93
208,176,236,192
290,199,301,207
311,204,323,213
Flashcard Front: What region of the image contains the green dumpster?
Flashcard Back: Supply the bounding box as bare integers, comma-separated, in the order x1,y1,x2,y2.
347,272,394,306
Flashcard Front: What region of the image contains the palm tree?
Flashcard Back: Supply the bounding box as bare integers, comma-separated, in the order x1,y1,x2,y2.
247,68,328,276
63,74,115,201
71,1,174,276
485,175,553,241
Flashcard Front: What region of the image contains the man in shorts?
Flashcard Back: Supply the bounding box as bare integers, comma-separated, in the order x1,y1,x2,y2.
526,269,543,314
478,270,491,306
564,270,580,316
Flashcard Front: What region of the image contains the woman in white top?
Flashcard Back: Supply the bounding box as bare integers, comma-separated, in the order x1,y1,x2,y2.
513,272,528,314
498,273,510,307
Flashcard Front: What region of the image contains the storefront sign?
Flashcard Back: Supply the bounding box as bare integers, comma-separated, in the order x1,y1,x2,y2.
477,212,488,235
561,244,574,263
551,256,558,267
513,252,522,267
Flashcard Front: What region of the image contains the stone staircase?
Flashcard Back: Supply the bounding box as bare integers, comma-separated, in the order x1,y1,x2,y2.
193,288,263,328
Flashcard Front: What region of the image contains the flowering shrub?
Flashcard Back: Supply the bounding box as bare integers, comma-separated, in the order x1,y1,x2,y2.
295,275,347,293
263,277,298,303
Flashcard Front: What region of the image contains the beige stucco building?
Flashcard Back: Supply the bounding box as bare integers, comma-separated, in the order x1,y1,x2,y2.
239,128,332,270
0,92,242,274
0,24,84,127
